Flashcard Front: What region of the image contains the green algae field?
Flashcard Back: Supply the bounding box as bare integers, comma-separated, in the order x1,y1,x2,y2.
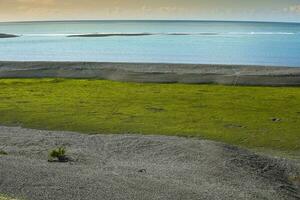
0,78,299,154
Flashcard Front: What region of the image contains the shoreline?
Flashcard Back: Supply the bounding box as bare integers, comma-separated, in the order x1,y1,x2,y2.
1,61,300,86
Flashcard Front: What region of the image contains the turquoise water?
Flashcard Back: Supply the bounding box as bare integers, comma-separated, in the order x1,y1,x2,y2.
0,20,300,66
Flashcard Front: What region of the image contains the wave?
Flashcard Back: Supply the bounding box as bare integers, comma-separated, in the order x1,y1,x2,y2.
68,33,153,37
226,32,296,35
67,32,298,37
68,32,226,37
15,31,300,38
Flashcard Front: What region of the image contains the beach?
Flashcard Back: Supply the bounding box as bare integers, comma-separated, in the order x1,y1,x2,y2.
0,61,300,199
0,126,299,200
1,61,300,86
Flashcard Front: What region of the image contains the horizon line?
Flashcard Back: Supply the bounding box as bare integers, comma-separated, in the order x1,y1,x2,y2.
1,19,300,24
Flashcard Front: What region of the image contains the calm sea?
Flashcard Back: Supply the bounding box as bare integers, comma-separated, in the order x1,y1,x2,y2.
0,20,300,67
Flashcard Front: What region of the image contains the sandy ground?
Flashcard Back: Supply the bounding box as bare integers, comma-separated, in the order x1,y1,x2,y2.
1,61,300,86
0,126,299,200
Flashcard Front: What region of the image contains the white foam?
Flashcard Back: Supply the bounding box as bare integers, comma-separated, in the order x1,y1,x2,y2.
226,32,295,35
22,33,74,37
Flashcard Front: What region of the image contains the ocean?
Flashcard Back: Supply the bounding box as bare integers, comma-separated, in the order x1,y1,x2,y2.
0,20,300,67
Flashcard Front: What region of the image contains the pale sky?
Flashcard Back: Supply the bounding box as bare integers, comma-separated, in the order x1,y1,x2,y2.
0,0,300,22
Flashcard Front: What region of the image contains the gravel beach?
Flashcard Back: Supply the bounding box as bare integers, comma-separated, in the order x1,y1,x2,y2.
1,61,300,86
0,126,299,200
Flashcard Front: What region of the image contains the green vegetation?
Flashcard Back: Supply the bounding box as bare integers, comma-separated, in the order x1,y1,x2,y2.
49,147,68,162
0,79,299,153
0,194,20,200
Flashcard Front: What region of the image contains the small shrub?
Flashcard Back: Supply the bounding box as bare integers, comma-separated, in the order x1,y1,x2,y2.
49,147,68,162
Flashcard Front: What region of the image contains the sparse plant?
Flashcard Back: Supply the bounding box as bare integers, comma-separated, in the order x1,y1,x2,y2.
48,147,68,162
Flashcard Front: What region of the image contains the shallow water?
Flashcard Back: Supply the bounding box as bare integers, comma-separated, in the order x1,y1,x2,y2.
0,20,300,67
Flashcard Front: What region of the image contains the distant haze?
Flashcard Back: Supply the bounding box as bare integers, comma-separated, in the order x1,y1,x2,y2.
0,0,300,22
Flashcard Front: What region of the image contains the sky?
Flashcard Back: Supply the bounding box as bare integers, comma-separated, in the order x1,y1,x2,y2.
0,0,300,22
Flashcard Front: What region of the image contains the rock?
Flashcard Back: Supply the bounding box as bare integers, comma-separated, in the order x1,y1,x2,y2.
48,155,70,163
0,33,19,38
271,118,281,122
138,169,147,173
58,155,69,162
